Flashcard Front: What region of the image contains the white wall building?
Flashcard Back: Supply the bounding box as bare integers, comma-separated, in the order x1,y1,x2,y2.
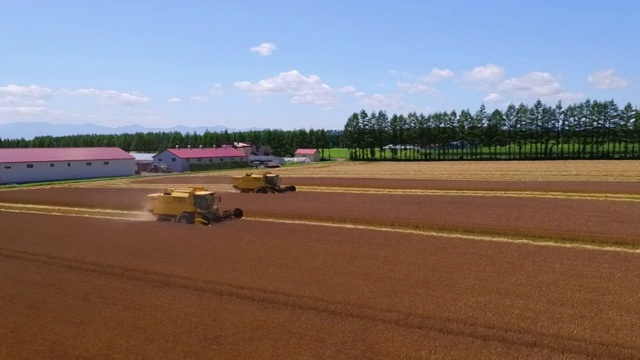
0,147,136,184
153,147,248,172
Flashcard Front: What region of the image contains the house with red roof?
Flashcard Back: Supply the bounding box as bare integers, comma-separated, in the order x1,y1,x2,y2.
294,148,321,162
152,146,248,172
0,147,135,184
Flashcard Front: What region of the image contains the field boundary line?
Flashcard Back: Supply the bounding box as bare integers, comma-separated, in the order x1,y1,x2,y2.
0,208,143,221
296,186,640,202
0,202,135,214
0,202,148,220
244,217,640,254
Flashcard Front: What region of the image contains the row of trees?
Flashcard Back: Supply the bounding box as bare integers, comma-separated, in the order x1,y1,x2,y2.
0,128,340,157
343,99,640,160
2,99,638,161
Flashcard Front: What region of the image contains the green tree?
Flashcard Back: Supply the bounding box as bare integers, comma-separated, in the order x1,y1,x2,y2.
343,112,361,159
618,102,636,157
486,109,505,158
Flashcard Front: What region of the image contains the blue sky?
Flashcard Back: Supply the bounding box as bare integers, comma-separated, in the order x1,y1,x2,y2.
1,1,637,131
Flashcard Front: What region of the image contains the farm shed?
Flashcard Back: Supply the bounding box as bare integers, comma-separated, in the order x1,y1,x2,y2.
220,142,273,157
130,152,155,172
0,147,136,184
283,157,310,164
153,147,248,172
294,148,321,162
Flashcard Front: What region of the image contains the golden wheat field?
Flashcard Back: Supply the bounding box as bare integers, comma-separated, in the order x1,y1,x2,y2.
1,160,639,359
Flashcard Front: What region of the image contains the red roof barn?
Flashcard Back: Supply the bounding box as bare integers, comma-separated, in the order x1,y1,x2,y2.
0,147,135,184
152,147,248,172
294,148,321,162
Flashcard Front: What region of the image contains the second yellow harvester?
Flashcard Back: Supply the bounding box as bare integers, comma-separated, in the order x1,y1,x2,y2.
232,172,296,193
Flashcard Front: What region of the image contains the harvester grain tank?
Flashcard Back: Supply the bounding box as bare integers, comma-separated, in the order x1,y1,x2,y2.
232,172,296,193
147,187,243,225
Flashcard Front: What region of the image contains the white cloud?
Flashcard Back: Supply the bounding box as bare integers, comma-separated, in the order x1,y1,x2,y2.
484,93,502,103
0,106,49,115
463,64,504,83
186,84,224,103
167,98,181,104
389,69,412,78
250,42,277,56
339,85,358,94
587,69,629,89
0,96,47,106
397,82,439,95
423,68,454,82
190,96,208,102
0,84,53,98
360,94,405,109
209,83,223,96
68,88,150,105
497,72,585,103
498,72,563,97
235,70,336,106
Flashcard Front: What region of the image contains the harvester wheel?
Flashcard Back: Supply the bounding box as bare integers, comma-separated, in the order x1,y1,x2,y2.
177,212,195,224
256,187,268,194
286,185,296,192
208,213,222,223
233,208,244,219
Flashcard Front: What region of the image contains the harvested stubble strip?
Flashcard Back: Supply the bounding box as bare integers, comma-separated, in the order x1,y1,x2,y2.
132,175,640,195
295,186,640,202
225,192,640,248
0,184,638,247
243,214,640,251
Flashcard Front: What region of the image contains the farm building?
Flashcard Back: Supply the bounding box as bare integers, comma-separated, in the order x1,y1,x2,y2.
294,148,321,162
220,142,272,157
283,157,310,164
130,152,155,172
153,146,248,172
0,147,136,184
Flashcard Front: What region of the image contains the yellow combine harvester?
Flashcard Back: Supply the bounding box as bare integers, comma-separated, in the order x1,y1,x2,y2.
232,172,296,193
147,187,243,225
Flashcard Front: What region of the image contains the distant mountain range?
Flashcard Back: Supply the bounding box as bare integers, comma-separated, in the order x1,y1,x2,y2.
0,122,255,140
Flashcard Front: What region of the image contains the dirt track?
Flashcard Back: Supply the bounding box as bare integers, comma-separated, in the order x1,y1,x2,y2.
1,169,640,359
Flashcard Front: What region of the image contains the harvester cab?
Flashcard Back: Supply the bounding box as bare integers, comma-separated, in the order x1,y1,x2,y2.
264,174,280,188
147,187,243,225
232,172,296,194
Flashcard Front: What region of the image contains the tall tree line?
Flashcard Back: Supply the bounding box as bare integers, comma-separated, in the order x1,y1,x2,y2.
2,99,638,161
0,128,339,157
343,99,640,160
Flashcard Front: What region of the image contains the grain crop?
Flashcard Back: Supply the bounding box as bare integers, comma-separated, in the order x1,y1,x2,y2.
1,185,637,247
1,160,639,359
1,212,639,359
195,160,640,181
